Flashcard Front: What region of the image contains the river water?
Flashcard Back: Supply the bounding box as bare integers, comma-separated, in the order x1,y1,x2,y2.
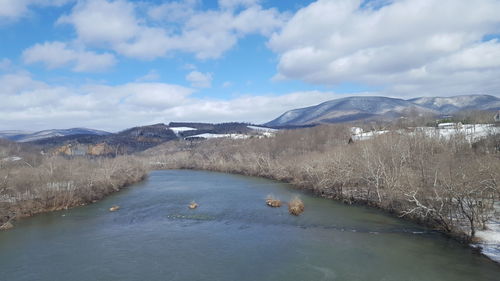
1,170,499,281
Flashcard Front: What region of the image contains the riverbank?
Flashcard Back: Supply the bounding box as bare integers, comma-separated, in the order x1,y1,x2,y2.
0,156,148,229
147,127,500,262
156,165,500,264
3,170,499,281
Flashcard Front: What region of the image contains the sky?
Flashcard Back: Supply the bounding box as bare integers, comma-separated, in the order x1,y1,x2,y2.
1,0,500,132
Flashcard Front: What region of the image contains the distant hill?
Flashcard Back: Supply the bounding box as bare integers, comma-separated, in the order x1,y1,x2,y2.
0,128,110,142
22,122,270,155
265,95,500,127
408,95,500,114
265,96,436,127
30,124,178,155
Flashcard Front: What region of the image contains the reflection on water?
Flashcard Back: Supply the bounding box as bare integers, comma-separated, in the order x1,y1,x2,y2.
0,170,499,281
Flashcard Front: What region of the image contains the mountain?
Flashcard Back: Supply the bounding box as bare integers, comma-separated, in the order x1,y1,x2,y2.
26,122,268,155
31,124,177,154
265,96,437,127
265,95,500,127
408,95,500,114
0,128,110,142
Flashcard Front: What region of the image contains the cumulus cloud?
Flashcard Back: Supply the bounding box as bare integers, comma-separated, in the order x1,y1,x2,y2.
186,71,212,88
0,70,340,131
0,0,72,20
57,0,138,45
269,0,500,96
56,0,286,59
22,41,116,72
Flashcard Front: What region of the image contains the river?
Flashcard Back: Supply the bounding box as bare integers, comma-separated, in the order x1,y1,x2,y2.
0,170,499,281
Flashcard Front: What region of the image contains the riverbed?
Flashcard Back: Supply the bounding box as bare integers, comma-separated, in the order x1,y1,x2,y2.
0,170,499,281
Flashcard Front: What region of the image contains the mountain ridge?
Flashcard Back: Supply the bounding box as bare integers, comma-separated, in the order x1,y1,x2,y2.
0,128,110,142
265,94,500,127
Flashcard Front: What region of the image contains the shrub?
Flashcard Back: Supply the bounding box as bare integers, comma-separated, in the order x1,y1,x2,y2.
266,195,281,207
288,196,304,216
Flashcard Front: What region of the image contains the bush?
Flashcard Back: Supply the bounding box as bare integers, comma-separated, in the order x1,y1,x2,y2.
288,197,304,216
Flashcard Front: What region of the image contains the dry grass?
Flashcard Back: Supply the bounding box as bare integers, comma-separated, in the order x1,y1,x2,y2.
189,201,198,209
0,221,13,230
266,195,282,207
0,152,148,228
288,196,304,216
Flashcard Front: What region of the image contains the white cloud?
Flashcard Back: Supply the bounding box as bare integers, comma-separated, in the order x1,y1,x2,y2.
23,41,116,72
164,91,342,124
0,0,29,19
0,0,72,20
186,71,212,88
148,0,199,22
57,0,138,45
56,0,286,59
0,70,341,131
269,0,500,96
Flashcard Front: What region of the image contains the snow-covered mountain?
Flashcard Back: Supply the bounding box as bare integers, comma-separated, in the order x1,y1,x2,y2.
0,128,111,142
265,96,437,127
266,95,500,127
408,95,500,114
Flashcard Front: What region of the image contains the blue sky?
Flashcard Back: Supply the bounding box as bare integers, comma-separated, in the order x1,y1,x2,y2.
1,0,330,98
1,0,500,131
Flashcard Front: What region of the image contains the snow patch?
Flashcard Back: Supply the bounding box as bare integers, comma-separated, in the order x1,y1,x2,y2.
169,127,196,133
169,127,197,136
474,202,500,263
1,156,22,162
186,133,249,140
351,124,499,142
247,126,278,133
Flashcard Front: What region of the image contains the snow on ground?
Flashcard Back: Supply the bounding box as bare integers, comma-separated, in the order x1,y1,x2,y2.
418,124,499,141
169,127,196,133
186,133,250,140
351,124,499,142
474,202,500,263
247,125,278,133
169,127,197,136
1,156,22,162
352,130,390,141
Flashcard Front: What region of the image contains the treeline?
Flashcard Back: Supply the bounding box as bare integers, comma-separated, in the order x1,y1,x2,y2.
150,125,500,241
0,142,147,228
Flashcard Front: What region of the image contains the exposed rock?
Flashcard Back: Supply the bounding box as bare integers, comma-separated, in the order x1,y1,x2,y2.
87,143,113,156
0,221,14,230
54,144,73,156
109,205,120,212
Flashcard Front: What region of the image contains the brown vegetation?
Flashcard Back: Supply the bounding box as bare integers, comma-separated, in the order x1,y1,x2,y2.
288,197,304,216
149,124,500,241
266,195,281,207
189,201,198,209
109,205,120,212
0,221,13,230
0,141,147,229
